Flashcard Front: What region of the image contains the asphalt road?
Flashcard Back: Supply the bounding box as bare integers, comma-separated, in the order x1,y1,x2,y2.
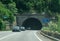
0,30,53,41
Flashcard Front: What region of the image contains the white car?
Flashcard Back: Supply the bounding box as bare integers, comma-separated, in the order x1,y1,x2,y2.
20,27,25,31
12,26,20,32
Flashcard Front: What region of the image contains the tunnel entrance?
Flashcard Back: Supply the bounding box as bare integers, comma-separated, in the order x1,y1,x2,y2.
22,18,42,30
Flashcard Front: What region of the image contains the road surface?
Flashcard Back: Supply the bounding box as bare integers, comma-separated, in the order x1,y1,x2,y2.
0,30,53,41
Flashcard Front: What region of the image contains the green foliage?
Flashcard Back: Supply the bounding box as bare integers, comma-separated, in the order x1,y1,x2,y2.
8,14,14,23
57,15,60,33
0,2,13,20
0,19,3,30
0,2,9,19
42,21,60,33
15,0,30,13
0,1,17,30
48,0,60,13
7,2,17,14
0,0,17,21
13,0,60,15
0,0,60,31
0,19,6,30
48,21,58,32
0,0,13,4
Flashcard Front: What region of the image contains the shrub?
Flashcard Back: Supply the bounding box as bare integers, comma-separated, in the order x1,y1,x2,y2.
0,19,6,30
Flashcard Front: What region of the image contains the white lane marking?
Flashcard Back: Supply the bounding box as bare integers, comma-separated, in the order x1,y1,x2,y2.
34,32,43,41
0,33,17,40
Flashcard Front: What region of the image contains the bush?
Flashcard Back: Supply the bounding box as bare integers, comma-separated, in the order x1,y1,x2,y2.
42,21,58,32
0,19,6,30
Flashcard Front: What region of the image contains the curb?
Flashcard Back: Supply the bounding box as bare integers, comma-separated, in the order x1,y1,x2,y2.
40,31,60,41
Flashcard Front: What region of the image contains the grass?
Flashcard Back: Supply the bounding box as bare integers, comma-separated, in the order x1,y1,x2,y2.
42,21,60,33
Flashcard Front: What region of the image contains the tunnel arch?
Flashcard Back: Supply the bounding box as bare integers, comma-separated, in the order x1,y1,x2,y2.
22,18,42,30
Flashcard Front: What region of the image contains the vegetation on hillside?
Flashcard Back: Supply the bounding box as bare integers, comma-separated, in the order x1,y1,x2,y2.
0,0,17,30
0,0,60,31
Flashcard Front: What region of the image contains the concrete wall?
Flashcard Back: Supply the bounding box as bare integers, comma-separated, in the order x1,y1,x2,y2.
16,14,44,27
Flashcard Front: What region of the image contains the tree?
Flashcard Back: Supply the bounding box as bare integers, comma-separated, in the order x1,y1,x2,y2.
7,2,18,14
0,19,6,30
0,2,15,30
0,0,13,4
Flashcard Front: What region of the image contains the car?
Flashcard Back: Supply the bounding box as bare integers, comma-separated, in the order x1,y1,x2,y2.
26,27,31,30
20,26,25,31
27,27,31,30
12,26,21,32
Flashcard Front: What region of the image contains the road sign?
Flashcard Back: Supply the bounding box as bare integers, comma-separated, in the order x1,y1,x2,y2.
42,18,50,23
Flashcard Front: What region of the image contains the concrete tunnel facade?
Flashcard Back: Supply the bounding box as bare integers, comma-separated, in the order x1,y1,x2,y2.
16,14,44,30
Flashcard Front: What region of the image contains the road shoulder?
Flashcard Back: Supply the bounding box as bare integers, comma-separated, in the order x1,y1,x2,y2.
35,31,54,41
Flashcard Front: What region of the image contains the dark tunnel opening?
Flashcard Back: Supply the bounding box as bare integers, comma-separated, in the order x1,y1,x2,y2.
22,18,42,30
